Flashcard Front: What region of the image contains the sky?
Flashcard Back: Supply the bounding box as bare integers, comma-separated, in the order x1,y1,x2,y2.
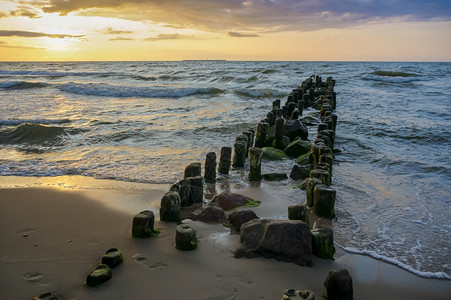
0,0,450,61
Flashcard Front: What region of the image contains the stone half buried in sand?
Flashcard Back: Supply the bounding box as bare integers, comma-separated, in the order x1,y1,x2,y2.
32,292,58,300
323,269,353,300
101,248,124,268
85,264,112,287
187,202,226,224
235,219,313,267
227,210,259,233
211,192,260,211
281,289,315,300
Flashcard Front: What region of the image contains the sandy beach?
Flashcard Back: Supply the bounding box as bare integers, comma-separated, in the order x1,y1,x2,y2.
1,181,450,299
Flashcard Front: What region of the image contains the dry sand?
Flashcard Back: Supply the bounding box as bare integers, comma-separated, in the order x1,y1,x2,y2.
0,184,450,299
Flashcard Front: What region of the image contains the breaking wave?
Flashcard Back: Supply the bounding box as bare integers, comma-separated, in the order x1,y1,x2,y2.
0,123,78,147
362,70,424,83
0,81,49,89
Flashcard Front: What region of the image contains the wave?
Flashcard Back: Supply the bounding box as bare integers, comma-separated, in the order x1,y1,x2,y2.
339,245,451,280
262,69,277,74
0,118,71,126
0,69,119,78
58,82,224,98
234,88,285,98
0,123,79,147
362,70,424,83
0,81,49,89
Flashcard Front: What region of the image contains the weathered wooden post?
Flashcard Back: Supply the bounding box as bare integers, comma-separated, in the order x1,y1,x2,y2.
248,147,263,181
132,210,156,238
184,162,201,179
204,152,216,183
255,122,269,148
273,99,281,109
232,141,247,168
310,168,331,186
297,100,304,115
273,117,285,150
175,225,199,251
306,177,322,207
291,109,299,120
313,184,336,219
218,146,232,174
160,191,181,222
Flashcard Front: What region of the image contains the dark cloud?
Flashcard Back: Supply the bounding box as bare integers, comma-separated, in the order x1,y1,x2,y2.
20,1,451,33
145,33,194,41
228,31,260,37
0,30,84,39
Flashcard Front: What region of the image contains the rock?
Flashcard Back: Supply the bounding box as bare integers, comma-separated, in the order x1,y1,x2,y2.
290,164,313,180
101,248,124,268
282,289,315,300
188,203,226,223
235,219,312,266
32,292,58,300
262,172,288,181
160,191,181,222
323,269,353,300
211,192,256,210
170,179,191,207
262,147,289,160
132,210,158,238
175,225,199,251
288,204,309,224
296,151,312,165
311,227,335,259
284,139,311,158
313,184,336,219
300,115,320,126
227,210,259,233
184,162,201,178
85,264,112,287
283,119,308,140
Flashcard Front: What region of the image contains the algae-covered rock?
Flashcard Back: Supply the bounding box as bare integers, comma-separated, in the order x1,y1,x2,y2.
323,269,353,300
211,192,257,210
290,164,312,180
311,227,335,259
227,210,259,233
86,264,112,287
263,172,288,181
262,147,289,160
101,248,124,268
282,289,315,300
175,225,199,251
283,119,308,140
284,140,311,158
296,151,312,165
188,203,226,223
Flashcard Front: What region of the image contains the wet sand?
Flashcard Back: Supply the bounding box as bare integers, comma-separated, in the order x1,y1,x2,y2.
0,185,450,299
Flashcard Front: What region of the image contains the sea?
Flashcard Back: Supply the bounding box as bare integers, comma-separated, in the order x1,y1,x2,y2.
0,61,450,279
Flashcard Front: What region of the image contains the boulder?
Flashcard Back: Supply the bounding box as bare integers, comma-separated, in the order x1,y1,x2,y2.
184,162,201,178
262,147,289,160
188,203,226,223
235,219,312,266
160,191,181,222
296,151,312,165
288,204,309,224
290,164,313,180
175,225,199,251
85,264,112,287
284,139,311,158
282,289,315,300
101,248,124,268
227,210,259,233
283,119,308,140
323,269,353,300
311,227,335,259
262,172,288,181
300,115,320,126
211,192,254,211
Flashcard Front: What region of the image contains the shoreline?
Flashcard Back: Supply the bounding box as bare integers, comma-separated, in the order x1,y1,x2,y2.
0,181,450,299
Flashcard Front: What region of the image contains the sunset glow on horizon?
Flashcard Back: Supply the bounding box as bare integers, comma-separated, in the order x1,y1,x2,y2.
1,0,450,62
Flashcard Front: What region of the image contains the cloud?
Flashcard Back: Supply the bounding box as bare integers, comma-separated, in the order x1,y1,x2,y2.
102,27,134,35
109,37,134,41
0,30,84,39
0,41,45,49
18,1,451,33
228,31,260,37
145,33,193,41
